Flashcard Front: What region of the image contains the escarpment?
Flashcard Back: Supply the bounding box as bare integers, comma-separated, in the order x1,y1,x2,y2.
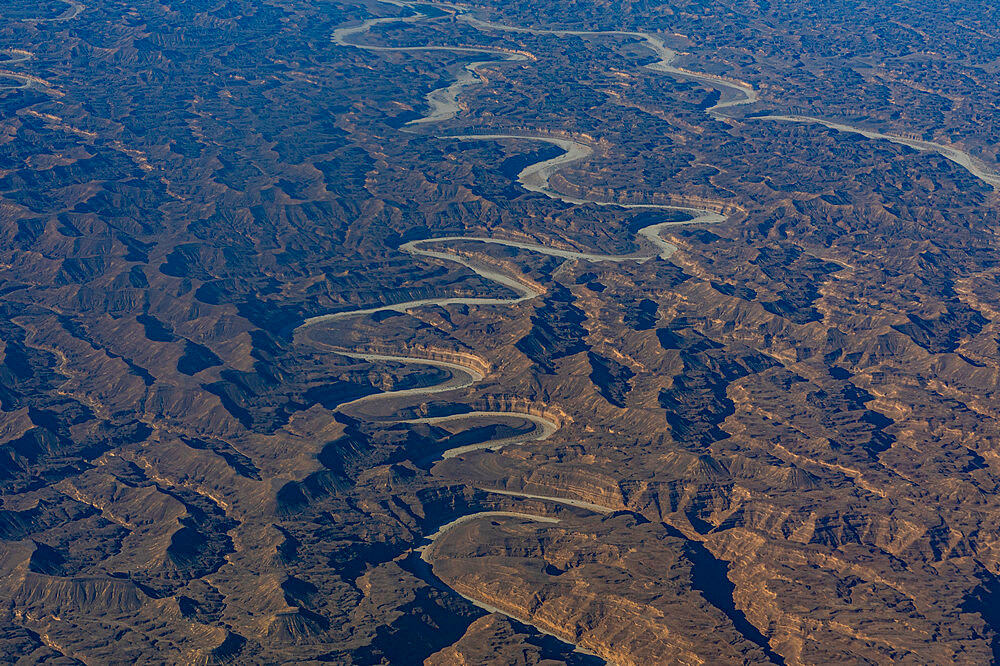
2,0,1000,662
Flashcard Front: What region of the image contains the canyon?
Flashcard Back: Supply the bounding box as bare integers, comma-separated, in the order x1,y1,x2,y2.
1,0,1000,663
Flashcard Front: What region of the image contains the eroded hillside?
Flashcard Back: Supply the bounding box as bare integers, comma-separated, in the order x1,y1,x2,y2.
1,0,1000,663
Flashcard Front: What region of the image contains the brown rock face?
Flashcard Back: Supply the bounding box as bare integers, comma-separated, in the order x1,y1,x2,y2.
2,0,1000,662
425,614,578,666
426,512,776,664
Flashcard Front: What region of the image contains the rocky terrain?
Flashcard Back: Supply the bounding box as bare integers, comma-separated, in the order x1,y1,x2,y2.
2,0,1000,663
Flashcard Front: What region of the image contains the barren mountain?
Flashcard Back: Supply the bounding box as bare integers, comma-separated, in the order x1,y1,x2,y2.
1,0,1000,663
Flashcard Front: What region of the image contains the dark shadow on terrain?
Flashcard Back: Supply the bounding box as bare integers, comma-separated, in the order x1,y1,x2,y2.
663,523,785,664
961,575,1000,661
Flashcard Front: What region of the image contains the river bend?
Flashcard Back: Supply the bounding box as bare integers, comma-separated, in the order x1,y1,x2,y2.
316,0,1000,659
316,1,754,658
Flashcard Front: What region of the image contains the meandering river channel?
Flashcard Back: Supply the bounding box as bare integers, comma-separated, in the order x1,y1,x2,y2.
323,4,740,656
314,0,999,659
